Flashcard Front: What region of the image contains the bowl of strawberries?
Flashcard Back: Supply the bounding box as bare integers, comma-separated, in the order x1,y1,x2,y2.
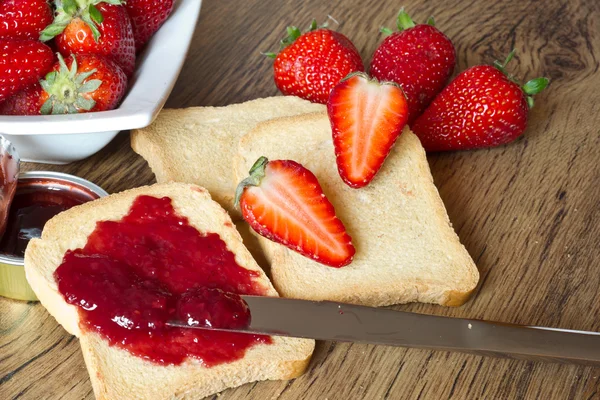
0,0,202,164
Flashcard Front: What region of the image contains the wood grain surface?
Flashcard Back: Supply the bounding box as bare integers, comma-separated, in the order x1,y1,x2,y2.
2,0,600,399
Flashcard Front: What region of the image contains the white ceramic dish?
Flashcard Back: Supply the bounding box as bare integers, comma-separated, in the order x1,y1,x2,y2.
0,0,202,164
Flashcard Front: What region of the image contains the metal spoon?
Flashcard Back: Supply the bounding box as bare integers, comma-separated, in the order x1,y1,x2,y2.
0,135,20,240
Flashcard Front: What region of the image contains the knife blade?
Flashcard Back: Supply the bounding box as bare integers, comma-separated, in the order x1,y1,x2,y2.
167,295,600,366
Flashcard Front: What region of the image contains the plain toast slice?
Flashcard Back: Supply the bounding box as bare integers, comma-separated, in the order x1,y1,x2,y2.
234,113,479,307
131,96,325,218
24,183,314,400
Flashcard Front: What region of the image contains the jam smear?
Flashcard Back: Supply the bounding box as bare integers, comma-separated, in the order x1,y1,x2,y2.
0,179,99,257
176,287,251,330
54,195,271,366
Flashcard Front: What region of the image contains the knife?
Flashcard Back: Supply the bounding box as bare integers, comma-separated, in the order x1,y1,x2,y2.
167,295,600,366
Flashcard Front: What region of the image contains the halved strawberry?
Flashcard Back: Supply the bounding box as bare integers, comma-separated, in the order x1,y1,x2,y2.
327,72,409,188
235,157,355,268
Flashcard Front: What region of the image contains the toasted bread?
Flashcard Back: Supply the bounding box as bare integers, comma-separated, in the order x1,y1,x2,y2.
24,183,314,400
131,96,325,219
234,112,479,307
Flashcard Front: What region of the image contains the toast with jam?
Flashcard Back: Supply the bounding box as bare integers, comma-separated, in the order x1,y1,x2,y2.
131,96,325,219
24,183,314,400
234,112,479,307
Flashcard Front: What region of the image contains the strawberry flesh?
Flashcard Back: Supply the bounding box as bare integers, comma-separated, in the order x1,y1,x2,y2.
238,158,355,268
328,73,409,188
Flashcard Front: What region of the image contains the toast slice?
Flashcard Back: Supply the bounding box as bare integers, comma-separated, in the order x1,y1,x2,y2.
131,96,325,219
24,183,314,400
234,113,479,307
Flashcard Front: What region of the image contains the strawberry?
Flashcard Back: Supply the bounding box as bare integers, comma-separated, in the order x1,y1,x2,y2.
0,83,44,115
1,53,128,115
40,0,136,77
411,51,549,151
123,0,174,51
235,157,355,268
0,0,54,40
369,9,456,124
327,73,409,188
0,38,54,102
268,20,364,104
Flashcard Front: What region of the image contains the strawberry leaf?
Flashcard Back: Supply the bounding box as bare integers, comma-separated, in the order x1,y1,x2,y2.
52,103,67,115
522,77,549,95
75,96,96,111
396,8,416,31
62,0,77,15
81,14,102,42
40,97,54,115
235,156,269,209
74,69,97,84
79,79,102,94
57,53,69,74
39,22,68,42
68,55,78,79
527,96,535,108
380,26,394,36
426,16,436,26
89,4,104,24
280,26,302,48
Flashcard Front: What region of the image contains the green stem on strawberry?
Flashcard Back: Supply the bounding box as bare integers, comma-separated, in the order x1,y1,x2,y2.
40,0,123,42
493,50,549,108
380,9,435,37
493,49,516,77
39,54,102,115
234,156,269,209
522,78,549,107
396,9,415,30
263,19,331,58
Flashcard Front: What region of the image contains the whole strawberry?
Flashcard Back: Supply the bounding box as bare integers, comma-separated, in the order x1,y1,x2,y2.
0,38,54,102
269,20,364,104
123,0,174,51
0,83,44,115
0,0,53,40
1,53,128,115
41,0,136,77
412,51,549,151
370,10,456,124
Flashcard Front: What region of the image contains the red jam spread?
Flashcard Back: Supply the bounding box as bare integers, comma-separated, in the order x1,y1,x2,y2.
54,195,271,366
177,287,251,330
0,178,99,257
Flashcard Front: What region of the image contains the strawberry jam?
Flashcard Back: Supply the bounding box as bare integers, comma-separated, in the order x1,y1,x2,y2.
54,195,271,366
176,287,251,330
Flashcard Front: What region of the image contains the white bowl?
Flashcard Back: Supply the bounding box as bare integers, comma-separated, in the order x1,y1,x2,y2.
0,0,202,164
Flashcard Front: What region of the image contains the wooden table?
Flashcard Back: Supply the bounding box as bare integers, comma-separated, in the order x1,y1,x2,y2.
2,0,599,398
